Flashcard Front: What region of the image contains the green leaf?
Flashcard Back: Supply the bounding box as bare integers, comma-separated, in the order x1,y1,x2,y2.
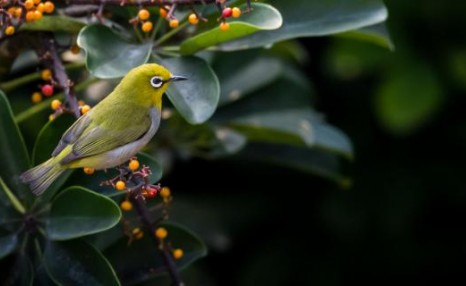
0,91,32,206
5,253,34,286
375,62,443,135
218,0,388,51
46,186,121,240
44,239,120,286
161,56,220,124
180,3,282,55
77,25,152,79
0,177,26,215
20,16,85,34
0,233,17,259
337,23,394,50
104,222,207,285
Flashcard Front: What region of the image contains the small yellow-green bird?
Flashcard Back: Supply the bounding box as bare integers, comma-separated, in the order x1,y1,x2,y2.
20,64,187,195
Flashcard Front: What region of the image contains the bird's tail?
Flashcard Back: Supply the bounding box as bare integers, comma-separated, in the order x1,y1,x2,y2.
20,158,64,196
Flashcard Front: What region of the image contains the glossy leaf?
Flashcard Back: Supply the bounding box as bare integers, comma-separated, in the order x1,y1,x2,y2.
20,16,85,34
0,233,17,259
161,56,220,124
44,239,120,286
0,91,32,206
105,222,207,285
337,23,394,50
180,3,282,55
46,186,121,240
218,0,388,51
78,25,152,78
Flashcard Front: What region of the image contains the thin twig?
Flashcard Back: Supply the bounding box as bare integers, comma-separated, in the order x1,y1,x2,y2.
54,0,217,5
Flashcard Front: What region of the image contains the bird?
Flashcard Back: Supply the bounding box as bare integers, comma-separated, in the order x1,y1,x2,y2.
20,63,187,195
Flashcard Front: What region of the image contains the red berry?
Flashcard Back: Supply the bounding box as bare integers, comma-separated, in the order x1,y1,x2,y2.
144,187,157,198
41,84,54,97
222,7,232,18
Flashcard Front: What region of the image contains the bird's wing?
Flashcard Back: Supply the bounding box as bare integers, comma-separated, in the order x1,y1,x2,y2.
52,113,92,157
59,113,152,165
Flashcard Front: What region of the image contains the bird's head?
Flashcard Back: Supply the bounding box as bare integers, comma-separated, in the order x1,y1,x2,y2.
119,63,187,109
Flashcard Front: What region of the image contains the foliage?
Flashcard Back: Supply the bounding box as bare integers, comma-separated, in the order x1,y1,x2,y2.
0,0,389,284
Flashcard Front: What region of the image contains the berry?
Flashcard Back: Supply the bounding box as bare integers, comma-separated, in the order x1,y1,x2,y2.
33,0,41,5
41,69,52,81
14,8,22,18
132,228,144,240
7,7,16,15
25,11,35,22
51,99,61,110
172,248,184,260
159,8,167,18
83,167,95,175
188,13,199,25
232,7,241,18
169,19,179,29
24,0,34,10
155,227,167,239
33,10,43,21
115,180,126,191
222,7,232,18
144,187,157,198
41,84,54,97
36,3,45,13
160,187,171,199
70,44,80,54
5,26,15,36
219,22,230,32
78,100,85,106
120,200,133,211
31,92,42,103
49,114,55,121
141,21,153,33
138,9,150,21
80,104,91,114
128,159,140,171
43,1,54,13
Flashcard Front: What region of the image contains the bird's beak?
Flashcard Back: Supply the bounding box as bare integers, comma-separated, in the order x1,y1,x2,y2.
169,75,188,82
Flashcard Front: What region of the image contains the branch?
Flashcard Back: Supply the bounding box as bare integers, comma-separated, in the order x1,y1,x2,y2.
55,0,217,5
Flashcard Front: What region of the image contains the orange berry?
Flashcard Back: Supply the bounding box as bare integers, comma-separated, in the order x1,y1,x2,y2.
160,187,171,199
33,0,41,5
7,7,16,15
70,44,80,54
78,100,85,106
33,10,43,21
138,9,150,21
128,159,140,171
50,99,61,110
172,248,183,260
43,1,54,13
36,3,44,13
5,26,15,36
141,21,153,33
169,18,179,28
120,200,133,211
155,227,167,239
132,228,144,240
80,104,91,114
25,11,35,22
14,8,23,18
159,8,167,18
219,22,230,32
41,69,52,81
115,180,126,191
188,13,199,25
83,167,95,175
232,7,241,18
31,92,42,103
24,0,34,10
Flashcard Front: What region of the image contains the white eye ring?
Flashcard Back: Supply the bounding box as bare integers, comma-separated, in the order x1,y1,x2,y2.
150,76,164,88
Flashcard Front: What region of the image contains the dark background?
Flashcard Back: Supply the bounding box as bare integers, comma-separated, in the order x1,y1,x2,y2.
165,1,466,285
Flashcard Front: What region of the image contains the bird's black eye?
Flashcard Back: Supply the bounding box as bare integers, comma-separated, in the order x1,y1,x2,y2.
150,76,164,88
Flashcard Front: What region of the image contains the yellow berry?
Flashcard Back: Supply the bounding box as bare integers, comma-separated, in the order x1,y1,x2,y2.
132,228,144,240
36,3,44,13
31,92,42,103
128,159,140,171
188,13,199,25
24,0,34,10
159,8,167,18
141,21,153,33
138,9,150,21
70,44,80,54
5,26,15,36
26,11,35,22
33,10,42,21
14,8,23,18
232,7,241,18
43,1,54,13
49,114,55,121
33,0,41,5
115,180,126,191
120,200,133,211
50,99,61,110
169,19,179,29
160,187,171,199
220,22,230,32
155,227,167,239
83,167,95,175
172,248,183,260
41,69,52,81
81,104,91,114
